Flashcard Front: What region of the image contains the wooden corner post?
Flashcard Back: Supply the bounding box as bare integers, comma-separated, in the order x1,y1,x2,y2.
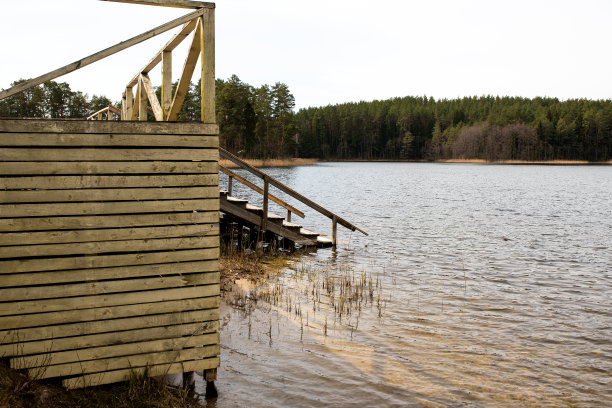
201,7,215,123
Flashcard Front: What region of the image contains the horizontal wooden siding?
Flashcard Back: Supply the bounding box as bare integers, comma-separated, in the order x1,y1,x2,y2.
0,119,220,388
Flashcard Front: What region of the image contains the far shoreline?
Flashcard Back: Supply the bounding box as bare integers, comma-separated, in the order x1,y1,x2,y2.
220,157,611,168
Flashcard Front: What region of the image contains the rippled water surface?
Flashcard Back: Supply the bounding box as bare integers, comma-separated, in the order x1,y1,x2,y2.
203,163,611,407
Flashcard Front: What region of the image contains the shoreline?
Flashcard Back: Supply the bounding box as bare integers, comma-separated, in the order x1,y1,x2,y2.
219,157,610,167
219,158,318,168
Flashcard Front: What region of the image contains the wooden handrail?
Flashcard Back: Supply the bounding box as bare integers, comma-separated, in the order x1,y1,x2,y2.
220,165,305,218
218,147,368,237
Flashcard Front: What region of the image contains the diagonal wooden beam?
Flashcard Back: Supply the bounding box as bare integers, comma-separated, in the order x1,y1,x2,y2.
140,74,164,121
127,19,198,88
0,8,206,101
167,22,202,121
100,0,215,9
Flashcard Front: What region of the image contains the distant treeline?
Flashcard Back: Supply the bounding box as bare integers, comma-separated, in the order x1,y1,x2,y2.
2,78,611,161
296,96,612,162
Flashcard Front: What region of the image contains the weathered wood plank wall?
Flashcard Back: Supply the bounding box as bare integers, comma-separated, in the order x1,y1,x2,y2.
0,118,220,389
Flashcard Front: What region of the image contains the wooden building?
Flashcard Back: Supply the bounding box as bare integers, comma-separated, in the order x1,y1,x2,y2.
0,1,220,390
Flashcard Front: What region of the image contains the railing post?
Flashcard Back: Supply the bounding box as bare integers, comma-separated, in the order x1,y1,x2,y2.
332,215,338,247
262,176,269,232
286,209,292,223
228,176,233,196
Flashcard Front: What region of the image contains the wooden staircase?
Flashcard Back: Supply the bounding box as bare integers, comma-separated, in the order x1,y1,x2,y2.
220,191,333,248
218,147,367,251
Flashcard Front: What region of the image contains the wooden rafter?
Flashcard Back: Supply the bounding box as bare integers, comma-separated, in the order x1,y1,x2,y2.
167,22,202,121
0,8,206,101
100,0,214,9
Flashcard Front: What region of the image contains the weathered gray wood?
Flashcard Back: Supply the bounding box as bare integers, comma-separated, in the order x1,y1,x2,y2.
0,223,218,246
0,235,218,258
0,321,218,356
201,9,215,123
0,119,218,135
162,50,173,118
13,332,219,369
0,133,218,147
0,272,219,301
0,285,219,317
0,161,217,175
0,187,217,203
0,260,219,287
0,174,218,189
33,345,219,379
0,212,218,233
168,22,202,121
0,147,217,161
63,357,219,389
0,199,219,218
2,296,219,331
0,247,219,274
140,73,164,121
0,9,207,101
0,307,219,343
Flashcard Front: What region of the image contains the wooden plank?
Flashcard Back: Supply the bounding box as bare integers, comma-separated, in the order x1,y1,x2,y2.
63,357,219,389
0,321,218,357
0,235,218,258
0,285,219,318
0,271,219,301
162,51,173,119
168,23,202,121
2,296,219,332
100,1,215,10
0,199,219,218
201,9,215,123
0,308,219,344
0,174,218,189
0,212,218,233
0,119,218,135
0,259,219,287
0,9,207,101
0,247,219,274
125,87,134,120
0,133,218,147
0,187,218,203
140,74,164,121
33,344,219,379
0,147,218,162
0,223,218,246
0,161,217,175
13,332,219,369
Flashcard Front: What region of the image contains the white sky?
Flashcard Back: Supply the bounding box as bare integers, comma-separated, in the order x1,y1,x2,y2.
1,0,611,110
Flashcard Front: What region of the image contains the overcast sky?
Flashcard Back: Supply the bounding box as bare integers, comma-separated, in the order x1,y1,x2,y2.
1,0,611,110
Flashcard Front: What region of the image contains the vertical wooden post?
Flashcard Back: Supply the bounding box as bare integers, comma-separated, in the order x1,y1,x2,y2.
262,177,269,232
201,8,215,123
228,176,233,196
106,106,112,120
286,210,292,223
138,77,147,121
162,50,172,120
121,92,127,120
97,112,103,120
332,215,338,247
125,86,134,120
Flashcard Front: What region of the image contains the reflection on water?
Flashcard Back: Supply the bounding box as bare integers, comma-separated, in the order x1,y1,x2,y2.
203,163,611,407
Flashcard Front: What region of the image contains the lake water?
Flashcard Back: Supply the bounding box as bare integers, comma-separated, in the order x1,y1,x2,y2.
201,163,611,407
